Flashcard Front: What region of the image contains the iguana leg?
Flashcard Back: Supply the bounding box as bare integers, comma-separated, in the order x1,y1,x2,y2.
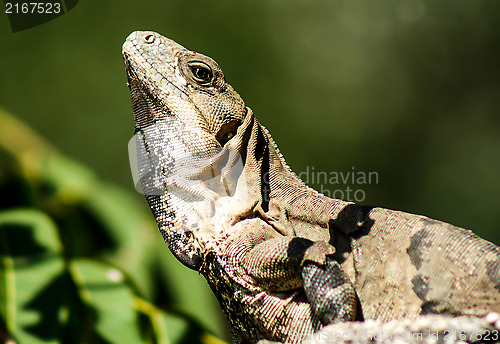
302,256,363,325
232,227,361,323
241,236,334,291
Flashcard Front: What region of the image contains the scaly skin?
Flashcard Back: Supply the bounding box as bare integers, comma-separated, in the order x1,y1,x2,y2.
123,31,500,344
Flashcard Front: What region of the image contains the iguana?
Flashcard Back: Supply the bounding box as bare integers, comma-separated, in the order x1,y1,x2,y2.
122,31,500,344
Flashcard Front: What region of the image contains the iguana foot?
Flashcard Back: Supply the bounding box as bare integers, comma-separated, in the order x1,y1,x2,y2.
302,256,363,325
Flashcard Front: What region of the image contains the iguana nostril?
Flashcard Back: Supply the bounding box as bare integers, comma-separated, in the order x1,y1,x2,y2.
144,34,154,43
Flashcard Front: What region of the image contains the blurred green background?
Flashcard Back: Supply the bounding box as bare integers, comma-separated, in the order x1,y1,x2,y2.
1,0,499,342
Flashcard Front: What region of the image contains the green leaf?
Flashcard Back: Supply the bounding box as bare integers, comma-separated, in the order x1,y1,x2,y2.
69,259,145,344
0,208,65,344
134,297,227,344
156,247,227,340
83,183,157,298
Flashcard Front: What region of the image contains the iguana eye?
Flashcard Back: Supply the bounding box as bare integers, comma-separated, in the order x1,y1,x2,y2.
216,121,240,146
189,62,213,85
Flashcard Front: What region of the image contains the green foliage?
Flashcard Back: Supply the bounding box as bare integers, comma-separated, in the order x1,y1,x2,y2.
0,108,227,344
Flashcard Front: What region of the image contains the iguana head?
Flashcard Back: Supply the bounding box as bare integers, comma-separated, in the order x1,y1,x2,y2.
123,31,246,143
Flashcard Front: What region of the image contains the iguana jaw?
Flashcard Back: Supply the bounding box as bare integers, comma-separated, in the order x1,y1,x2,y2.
123,31,204,132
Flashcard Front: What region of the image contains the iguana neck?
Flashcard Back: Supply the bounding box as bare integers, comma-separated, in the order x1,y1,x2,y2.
236,108,351,240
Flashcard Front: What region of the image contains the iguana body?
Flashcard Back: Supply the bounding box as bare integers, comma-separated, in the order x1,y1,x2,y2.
123,31,500,344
